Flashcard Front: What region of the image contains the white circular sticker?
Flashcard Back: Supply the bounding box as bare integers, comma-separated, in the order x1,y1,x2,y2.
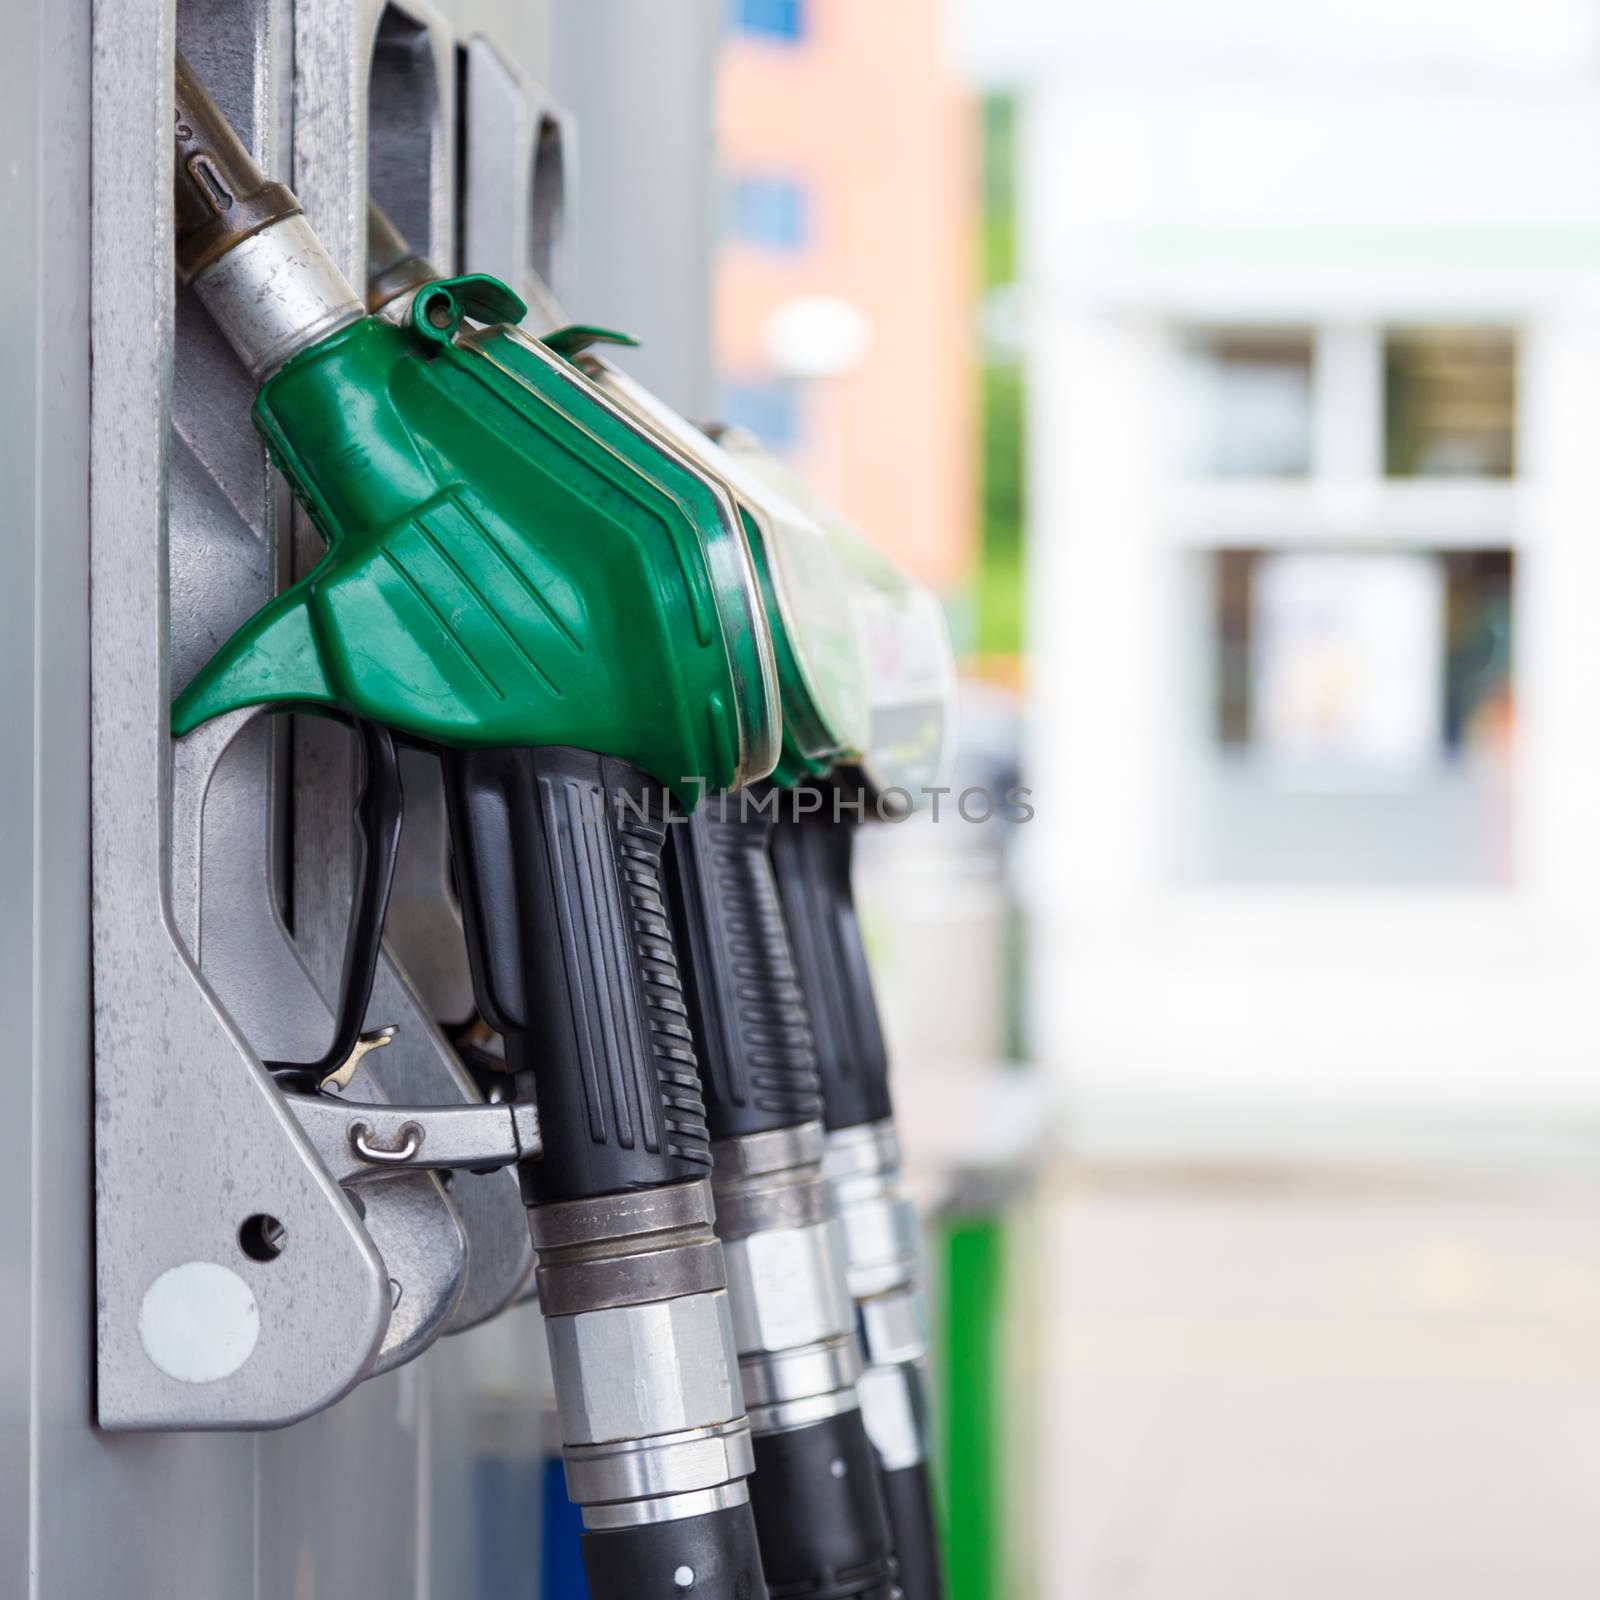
137,1261,260,1384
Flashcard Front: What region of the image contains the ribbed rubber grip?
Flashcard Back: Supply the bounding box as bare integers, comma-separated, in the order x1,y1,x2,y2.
667,796,824,1138
581,1504,768,1600
881,1461,945,1600
747,1410,896,1600
443,745,711,1203
769,790,892,1132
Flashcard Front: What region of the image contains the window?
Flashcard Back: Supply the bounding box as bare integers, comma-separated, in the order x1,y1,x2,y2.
719,379,801,449
1177,331,1313,478
726,174,809,251
1385,329,1516,477
728,0,805,42
1193,546,1514,885
1213,547,1512,767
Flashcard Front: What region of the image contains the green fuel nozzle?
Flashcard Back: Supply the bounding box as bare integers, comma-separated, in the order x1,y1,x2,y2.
171,59,776,1600
169,256,776,796
170,94,779,798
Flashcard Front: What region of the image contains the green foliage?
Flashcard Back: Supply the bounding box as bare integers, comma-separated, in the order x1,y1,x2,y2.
975,349,1024,658
980,96,1017,291
973,96,1025,664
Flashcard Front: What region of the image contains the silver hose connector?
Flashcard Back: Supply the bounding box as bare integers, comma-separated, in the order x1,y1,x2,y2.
530,1180,756,1530
823,1118,933,1470
191,215,365,384
174,51,363,382
711,1121,864,1433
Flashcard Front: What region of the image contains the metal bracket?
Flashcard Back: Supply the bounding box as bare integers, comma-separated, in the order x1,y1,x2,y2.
93,21,419,1427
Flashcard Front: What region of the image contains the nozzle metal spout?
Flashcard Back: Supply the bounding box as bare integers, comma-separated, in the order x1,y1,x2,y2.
174,52,299,283
174,52,363,382
365,200,439,314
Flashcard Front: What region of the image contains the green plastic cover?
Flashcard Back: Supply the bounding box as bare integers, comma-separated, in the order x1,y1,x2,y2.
573,359,871,787
711,429,957,804
171,277,779,804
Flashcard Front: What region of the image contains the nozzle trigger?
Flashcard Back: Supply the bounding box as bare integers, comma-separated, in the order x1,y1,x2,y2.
267,720,404,1093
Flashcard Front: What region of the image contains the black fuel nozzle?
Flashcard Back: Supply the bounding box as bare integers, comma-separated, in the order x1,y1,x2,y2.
769,774,892,1133
666,789,897,1600
770,774,947,1600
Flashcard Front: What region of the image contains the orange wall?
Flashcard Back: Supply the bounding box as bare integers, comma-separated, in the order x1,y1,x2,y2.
715,0,976,593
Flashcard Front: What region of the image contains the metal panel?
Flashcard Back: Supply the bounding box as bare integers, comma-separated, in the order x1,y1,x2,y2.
93,0,397,1435
550,0,723,415
1,0,91,1591
5,0,721,1591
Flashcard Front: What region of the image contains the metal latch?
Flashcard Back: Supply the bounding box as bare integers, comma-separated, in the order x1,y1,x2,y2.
287,1094,541,1185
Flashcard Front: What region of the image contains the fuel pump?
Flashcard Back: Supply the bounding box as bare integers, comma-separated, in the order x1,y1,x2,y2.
365,201,901,1600
171,54,778,1600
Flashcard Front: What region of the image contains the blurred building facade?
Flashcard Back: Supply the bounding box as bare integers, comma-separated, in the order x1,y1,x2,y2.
713,0,976,595
1015,0,1600,1144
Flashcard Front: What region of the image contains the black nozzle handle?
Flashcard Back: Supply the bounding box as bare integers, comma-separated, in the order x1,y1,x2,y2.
582,1503,767,1600
666,792,823,1139
442,745,712,1203
881,1460,946,1600
769,783,893,1133
747,1410,897,1600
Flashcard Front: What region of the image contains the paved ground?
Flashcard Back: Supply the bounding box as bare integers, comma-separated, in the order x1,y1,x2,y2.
1029,1161,1600,1599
